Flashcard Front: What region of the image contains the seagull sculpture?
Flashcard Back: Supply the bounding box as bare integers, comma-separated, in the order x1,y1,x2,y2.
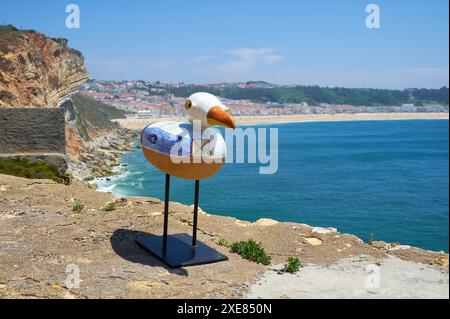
137,92,236,267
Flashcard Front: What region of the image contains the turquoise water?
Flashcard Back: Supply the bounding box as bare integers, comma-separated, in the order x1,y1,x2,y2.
98,120,449,252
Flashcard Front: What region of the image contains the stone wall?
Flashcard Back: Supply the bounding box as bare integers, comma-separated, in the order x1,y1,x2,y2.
0,108,67,178
0,108,65,154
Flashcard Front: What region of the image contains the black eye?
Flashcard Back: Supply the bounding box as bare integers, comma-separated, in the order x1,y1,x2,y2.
185,99,192,109
148,134,158,144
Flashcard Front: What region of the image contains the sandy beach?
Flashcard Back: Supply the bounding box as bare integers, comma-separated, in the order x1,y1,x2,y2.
115,112,449,131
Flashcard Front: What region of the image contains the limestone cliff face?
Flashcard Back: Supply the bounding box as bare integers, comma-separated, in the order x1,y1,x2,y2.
0,25,88,107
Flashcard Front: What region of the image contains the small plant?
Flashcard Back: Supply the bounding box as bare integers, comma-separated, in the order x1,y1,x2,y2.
282,257,304,273
72,203,84,213
230,240,271,265
103,202,116,212
217,238,230,247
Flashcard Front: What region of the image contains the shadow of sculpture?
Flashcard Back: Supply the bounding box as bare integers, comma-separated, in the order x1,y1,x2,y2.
110,228,188,276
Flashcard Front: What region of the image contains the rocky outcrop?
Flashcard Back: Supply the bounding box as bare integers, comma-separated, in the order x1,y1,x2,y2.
0,25,88,108
0,26,91,182
67,126,138,181
0,26,135,182
62,95,137,181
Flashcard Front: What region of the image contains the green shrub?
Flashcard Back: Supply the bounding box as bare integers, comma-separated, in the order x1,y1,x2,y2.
0,25,19,33
0,157,62,183
230,240,271,265
217,238,230,247
0,25,24,53
282,257,304,273
51,37,68,46
86,183,97,190
103,202,116,212
72,203,84,213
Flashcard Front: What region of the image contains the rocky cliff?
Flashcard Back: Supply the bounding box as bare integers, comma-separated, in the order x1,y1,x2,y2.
0,25,88,108
63,94,137,181
0,25,136,182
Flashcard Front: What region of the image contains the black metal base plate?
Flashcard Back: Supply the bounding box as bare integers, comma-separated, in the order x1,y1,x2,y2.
135,233,228,268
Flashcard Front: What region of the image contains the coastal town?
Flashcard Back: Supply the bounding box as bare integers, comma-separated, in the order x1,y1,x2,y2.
80,80,449,119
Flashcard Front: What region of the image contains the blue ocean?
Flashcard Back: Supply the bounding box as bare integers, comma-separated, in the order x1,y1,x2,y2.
98,119,449,252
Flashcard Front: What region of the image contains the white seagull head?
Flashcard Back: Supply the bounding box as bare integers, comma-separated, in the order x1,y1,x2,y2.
185,92,236,129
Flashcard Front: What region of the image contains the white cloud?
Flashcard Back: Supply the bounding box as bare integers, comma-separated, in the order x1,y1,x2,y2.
217,48,284,73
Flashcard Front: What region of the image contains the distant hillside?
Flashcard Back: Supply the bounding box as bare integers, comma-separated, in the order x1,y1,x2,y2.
70,93,127,141
166,85,449,107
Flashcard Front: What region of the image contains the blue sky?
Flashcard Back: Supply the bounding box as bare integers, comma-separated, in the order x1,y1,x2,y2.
1,0,448,88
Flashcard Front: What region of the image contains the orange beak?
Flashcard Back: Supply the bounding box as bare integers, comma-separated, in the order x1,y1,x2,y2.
207,106,236,129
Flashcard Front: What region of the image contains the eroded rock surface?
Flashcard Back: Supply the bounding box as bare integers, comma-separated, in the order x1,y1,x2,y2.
0,174,447,299
0,27,88,108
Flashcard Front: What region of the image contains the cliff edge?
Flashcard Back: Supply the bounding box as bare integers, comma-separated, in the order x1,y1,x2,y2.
0,174,447,298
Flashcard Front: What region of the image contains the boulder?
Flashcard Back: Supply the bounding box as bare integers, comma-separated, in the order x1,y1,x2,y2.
370,241,388,249
312,226,337,234
434,256,449,267
304,237,323,246
254,218,279,226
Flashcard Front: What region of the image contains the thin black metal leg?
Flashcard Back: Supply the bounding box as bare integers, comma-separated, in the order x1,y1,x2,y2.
162,174,170,253
135,175,228,267
192,180,200,247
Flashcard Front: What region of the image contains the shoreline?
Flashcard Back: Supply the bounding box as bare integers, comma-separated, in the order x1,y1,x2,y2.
115,112,449,131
